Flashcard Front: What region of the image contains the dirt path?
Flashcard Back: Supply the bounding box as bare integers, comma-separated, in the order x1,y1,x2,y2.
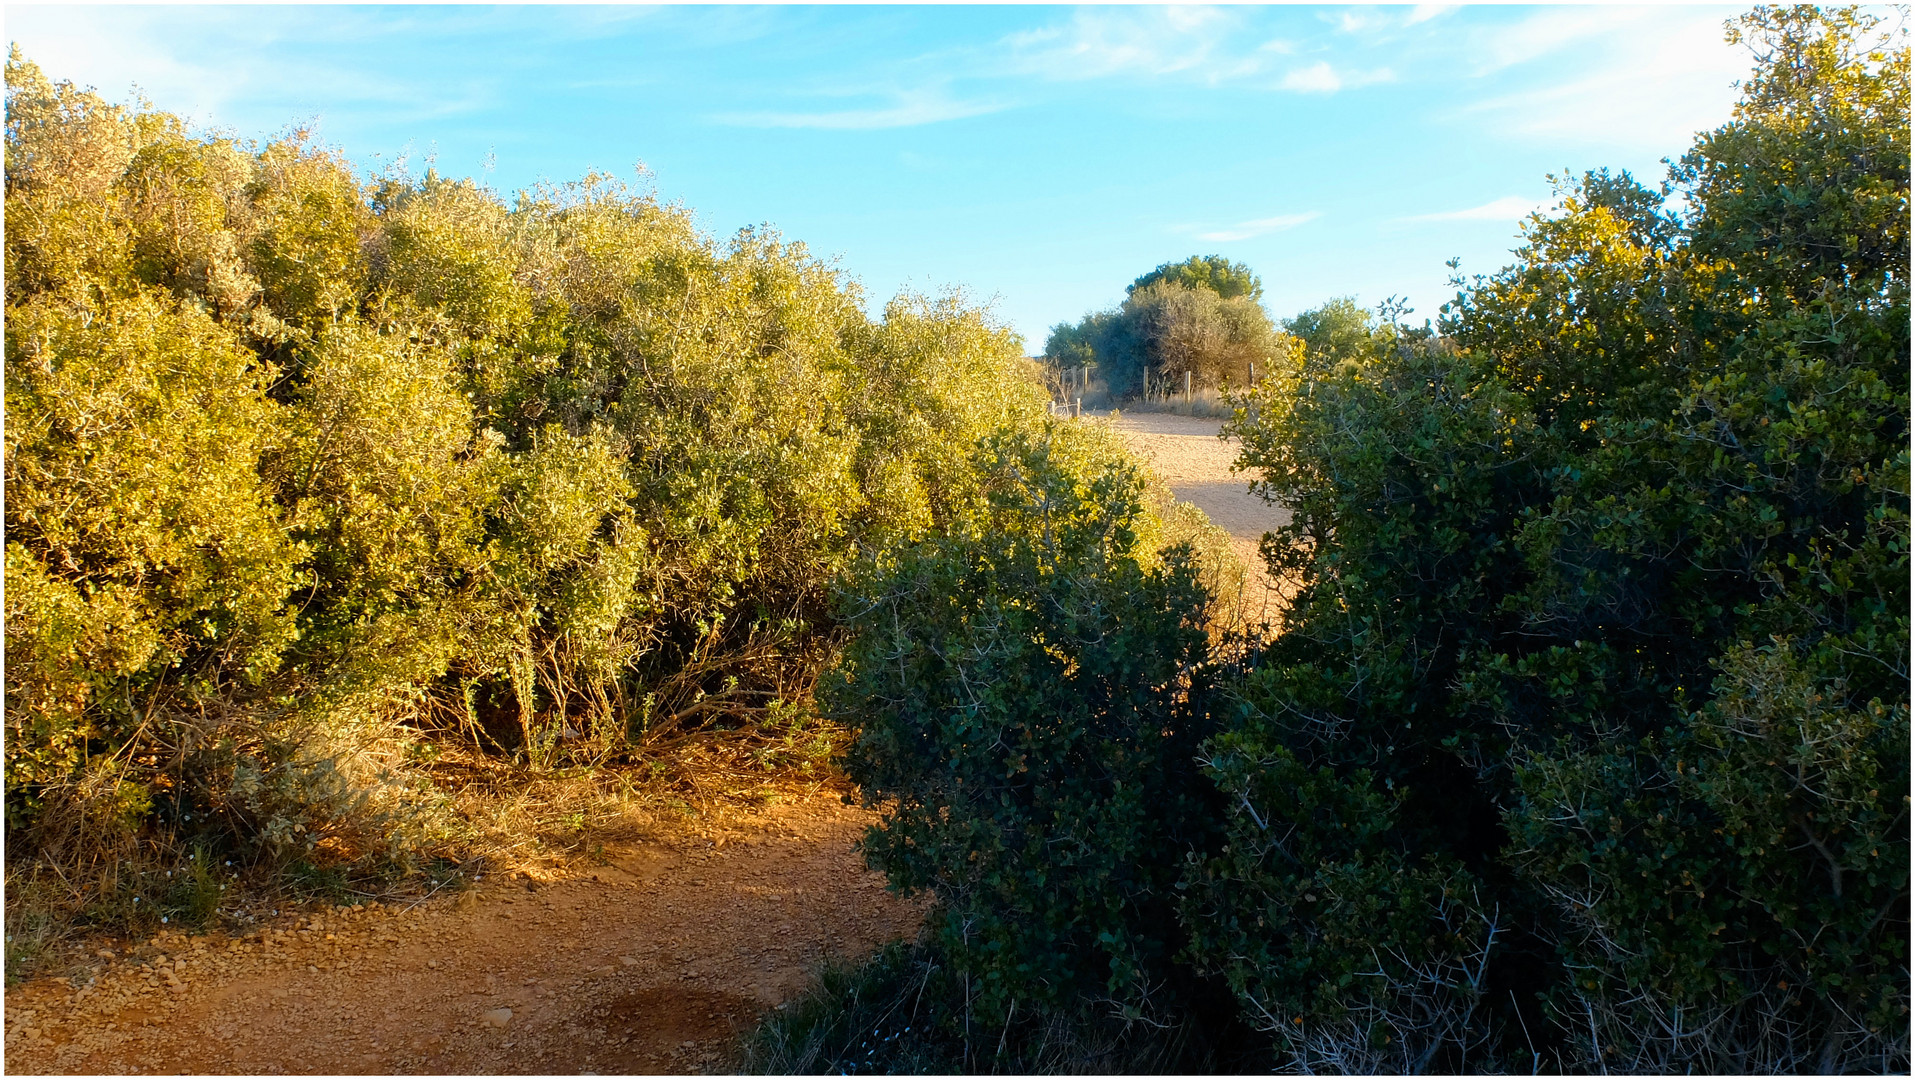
1103,410,1292,622
5,792,924,1075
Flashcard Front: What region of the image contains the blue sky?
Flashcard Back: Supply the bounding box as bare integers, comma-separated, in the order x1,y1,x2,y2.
7,4,1763,349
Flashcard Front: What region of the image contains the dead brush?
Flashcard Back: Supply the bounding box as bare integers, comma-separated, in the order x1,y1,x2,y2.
4,676,856,987
426,720,853,877
1127,385,1240,420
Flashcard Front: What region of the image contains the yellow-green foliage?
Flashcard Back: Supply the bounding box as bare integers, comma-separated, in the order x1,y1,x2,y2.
5,295,301,801
1,49,1058,872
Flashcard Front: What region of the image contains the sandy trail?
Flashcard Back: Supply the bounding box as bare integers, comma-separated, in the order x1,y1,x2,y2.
5,792,923,1075
1102,410,1292,623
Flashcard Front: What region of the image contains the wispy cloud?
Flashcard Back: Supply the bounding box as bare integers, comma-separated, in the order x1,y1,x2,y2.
1469,7,1657,76
1460,9,1745,148
713,92,1004,131
1279,62,1394,94
1406,6,1459,28
1193,212,1320,243
1003,7,1272,84
8,6,514,134
1333,6,1453,36
1335,10,1393,35
1400,196,1542,223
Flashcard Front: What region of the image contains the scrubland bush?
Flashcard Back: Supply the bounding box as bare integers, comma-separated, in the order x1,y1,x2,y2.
2,46,1068,924
802,7,1907,1074
832,421,1238,1021
1209,8,1907,1071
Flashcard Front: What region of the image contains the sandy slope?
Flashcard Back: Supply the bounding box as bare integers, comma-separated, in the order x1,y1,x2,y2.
1102,410,1293,623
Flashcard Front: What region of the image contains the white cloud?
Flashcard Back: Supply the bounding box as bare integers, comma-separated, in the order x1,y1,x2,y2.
1193,212,1320,243
1003,7,1268,84
1469,7,1661,76
7,6,505,135
713,93,1004,131
1279,62,1395,94
1461,10,1746,149
1333,6,1455,36
1336,10,1391,35
1400,196,1543,223
1406,6,1459,28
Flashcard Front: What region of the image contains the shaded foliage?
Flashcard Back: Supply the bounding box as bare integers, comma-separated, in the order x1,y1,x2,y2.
825,7,1908,1074
832,421,1242,1021
1208,7,1908,1071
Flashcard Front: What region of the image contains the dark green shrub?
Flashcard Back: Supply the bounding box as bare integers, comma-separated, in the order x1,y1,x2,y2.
831,421,1229,1022
1203,8,1908,1072
743,938,1249,1075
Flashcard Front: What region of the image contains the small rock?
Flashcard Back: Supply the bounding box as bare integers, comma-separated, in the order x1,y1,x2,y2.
618,956,638,967
483,1008,513,1029
427,960,441,969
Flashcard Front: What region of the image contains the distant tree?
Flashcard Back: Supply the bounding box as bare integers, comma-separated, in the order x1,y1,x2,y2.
1281,296,1374,370
1129,254,1263,302
1046,272,1281,398
1042,311,1109,376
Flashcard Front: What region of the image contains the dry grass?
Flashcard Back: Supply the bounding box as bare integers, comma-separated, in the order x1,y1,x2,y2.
1125,387,1239,419
430,726,851,875
3,717,854,987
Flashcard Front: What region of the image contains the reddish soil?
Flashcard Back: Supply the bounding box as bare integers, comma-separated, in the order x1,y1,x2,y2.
5,792,925,1075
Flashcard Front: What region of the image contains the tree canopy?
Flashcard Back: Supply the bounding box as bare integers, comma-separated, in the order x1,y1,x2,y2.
1045,258,1280,398
1129,254,1263,302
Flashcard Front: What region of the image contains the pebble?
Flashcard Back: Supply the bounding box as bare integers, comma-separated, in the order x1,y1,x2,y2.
483,1008,513,1028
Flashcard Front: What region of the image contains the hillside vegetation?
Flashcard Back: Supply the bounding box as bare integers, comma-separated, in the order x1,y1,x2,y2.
769,7,1909,1073
1,47,1237,958
4,5,1907,1074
